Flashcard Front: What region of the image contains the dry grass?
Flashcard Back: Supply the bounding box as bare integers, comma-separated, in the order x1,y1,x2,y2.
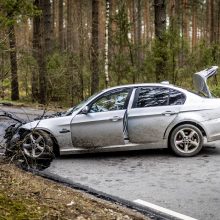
0,158,149,220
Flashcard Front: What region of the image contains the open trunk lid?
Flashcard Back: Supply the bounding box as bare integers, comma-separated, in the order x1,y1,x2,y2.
193,66,218,98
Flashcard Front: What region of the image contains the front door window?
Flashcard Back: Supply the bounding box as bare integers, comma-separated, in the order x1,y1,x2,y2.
90,89,130,113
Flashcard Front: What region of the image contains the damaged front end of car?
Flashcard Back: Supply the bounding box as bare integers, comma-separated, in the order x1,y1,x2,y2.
2,112,55,170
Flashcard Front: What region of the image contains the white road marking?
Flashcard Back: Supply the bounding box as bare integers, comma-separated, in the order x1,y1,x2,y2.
134,199,197,220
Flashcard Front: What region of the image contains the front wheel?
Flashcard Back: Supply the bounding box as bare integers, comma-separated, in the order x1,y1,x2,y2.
5,130,55,170
21,130,55,170
170,124,204,157
22,130,52,158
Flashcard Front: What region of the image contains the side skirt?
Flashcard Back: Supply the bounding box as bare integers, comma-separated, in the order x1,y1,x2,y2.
59,140,167,155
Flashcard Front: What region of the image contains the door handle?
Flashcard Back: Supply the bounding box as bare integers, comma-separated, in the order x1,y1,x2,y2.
162,111,177,116
111,116,122,122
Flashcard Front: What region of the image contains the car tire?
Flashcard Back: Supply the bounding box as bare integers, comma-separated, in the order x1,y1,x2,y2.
170,124,203,157
19,130,55,170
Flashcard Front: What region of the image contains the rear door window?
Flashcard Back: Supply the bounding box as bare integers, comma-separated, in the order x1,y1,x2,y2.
169,89,186,105
134,87,169,108
133,87,186,108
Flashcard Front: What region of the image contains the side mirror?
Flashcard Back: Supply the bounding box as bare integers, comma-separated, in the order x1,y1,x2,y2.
81,106,89,114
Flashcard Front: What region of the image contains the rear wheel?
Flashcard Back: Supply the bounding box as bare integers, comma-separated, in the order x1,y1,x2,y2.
170,124,203,157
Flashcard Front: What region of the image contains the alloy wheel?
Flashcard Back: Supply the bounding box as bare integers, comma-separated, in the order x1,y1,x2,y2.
22,132,46,158
174,128,200,154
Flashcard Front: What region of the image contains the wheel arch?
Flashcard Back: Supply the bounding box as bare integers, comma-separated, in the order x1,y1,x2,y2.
166,121,207,148
40,129,60,156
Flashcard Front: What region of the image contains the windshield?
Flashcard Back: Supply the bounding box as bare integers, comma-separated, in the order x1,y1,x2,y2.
65,92,101,116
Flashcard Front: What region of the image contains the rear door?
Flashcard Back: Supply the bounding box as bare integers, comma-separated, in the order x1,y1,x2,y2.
127,86,186,144
70,88,132,148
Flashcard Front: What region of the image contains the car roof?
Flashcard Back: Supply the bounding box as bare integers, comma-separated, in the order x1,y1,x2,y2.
103,83,183,92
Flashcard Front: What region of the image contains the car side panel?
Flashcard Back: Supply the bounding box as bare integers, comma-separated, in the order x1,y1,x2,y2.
164,100,220,143
128,105,180,144
70,110,126,148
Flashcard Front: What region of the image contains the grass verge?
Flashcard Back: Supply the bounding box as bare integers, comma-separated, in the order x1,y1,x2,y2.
0,158,149,220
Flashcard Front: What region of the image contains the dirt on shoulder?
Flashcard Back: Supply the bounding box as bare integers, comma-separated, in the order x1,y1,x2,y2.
0,158,149,220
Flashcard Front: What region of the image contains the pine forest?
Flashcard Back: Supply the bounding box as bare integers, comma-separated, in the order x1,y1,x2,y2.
0,0,220,106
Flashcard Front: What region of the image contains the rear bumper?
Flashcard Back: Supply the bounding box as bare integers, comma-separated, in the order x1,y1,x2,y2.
203,118,220,142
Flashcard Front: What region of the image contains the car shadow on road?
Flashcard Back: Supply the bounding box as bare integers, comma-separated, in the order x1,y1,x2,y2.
58,145,219,160
59,148,169,159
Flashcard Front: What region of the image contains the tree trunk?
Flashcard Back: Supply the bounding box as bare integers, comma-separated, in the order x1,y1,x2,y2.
192,3,197,49
154,0,167,82
91,0,99,94
210,0,218,62
8,24,19,100
58,0,64,50
144,0,150,43
32,0,40,101
52,0,55,35
169,0,176,82
154,0,166,40
217,0,220,44
0,52,6,99
137,0,141,81
38,0,52,104
182,0,188,40
43,0,53,54
108,0,113,80
66,0,72,47
78,0,84,100
210,0,215,44
105,0,110,88
66,0,79,53
206,0,211,42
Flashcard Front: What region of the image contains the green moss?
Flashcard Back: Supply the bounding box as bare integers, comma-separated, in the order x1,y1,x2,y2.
0,193,44,220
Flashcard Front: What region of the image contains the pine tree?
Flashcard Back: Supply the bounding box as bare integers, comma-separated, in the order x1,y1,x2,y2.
91,0,99,94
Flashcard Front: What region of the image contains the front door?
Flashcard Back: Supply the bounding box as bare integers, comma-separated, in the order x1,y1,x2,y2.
128,86,186,143
71,88,132,148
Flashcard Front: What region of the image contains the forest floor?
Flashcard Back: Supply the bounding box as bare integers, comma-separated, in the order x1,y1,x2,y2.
0,157,149,220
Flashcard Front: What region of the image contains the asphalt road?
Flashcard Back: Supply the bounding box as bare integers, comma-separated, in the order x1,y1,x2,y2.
1,106,220,220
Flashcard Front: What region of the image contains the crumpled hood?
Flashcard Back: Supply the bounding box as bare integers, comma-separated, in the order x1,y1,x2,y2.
21,119,42,130
193,66,218,98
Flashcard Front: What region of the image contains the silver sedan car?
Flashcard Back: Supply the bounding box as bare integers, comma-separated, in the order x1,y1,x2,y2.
7,66,220,159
